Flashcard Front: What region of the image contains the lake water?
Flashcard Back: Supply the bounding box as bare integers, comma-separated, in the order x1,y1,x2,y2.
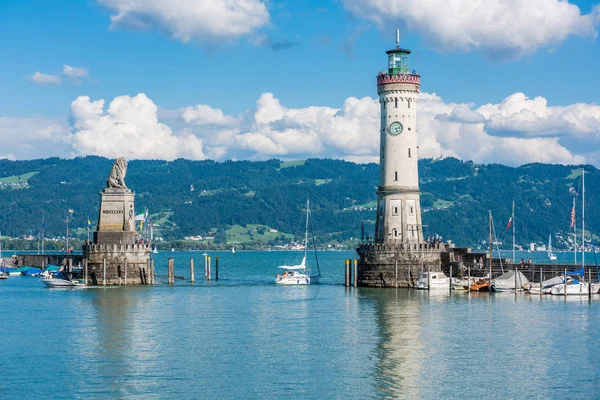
1,250,599,399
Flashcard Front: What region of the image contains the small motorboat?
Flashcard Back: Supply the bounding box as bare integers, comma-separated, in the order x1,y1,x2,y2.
469,279,490,292
41,271,85,288
416,271,452,290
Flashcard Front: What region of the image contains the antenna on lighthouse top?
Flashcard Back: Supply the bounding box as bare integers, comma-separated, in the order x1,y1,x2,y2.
396,29,400,48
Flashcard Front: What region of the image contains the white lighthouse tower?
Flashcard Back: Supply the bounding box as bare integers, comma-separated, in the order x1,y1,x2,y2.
374,30,423,244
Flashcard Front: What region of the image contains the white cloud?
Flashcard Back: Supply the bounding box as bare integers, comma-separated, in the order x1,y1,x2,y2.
70,93,205,160
2,91,598,166
0,116,70,159
62,65,89,79
178,104,237,126
29,72,62,85
98,0,270,44
341,0,600,57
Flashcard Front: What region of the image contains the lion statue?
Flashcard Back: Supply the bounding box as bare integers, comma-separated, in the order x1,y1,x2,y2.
106,157,128,189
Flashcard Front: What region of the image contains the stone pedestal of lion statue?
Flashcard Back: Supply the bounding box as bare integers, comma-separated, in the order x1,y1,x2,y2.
83,157,153,285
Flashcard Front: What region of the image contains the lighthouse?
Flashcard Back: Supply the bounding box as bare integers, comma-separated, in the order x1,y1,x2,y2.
355,31,464,288
375,30,423,244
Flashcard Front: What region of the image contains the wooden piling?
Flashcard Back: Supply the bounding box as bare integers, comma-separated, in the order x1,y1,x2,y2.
207,257,211,281
204,255,208,278
124,260,127,285
427,265,431,291
407,263,410,288
353,259,358,288
150,259,155,285
168,258,174,284
449,265,453,294
564,267,567,298
539,266,543,298
215,256,219,281
589,268,592,300
190,258,195,283
467,263,471,294
103,257,107,286
514,266,517,295
345,259,350,287
83,258,88,286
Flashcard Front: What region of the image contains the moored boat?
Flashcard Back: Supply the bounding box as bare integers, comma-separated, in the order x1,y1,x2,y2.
469,279,490,292
40,271,85,288
416,271,452,290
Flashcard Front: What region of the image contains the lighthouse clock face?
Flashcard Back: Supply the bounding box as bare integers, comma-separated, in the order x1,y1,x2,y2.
387,121,403,136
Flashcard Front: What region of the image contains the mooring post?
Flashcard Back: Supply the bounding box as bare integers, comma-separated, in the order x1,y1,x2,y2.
190,258,195,283
564,267,567,298
449,265,453,294
407,263,410,288
345,259,350,287
103,257,107,286
514,266,518,295
149,259,154,285
467,263,471,293
427,264,431,291
216,256,219,281
539,266,543,298
588,268,592,300
207,256,211,281
168,258,174,284
83,258,88,286
353,259,358,288
204,255,208,278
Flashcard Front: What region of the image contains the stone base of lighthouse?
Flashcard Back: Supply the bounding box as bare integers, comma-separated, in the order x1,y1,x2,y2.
356,242,481,288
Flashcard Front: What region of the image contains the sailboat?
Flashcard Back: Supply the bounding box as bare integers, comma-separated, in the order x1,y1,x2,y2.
231,245,236,254
548,235,557,261
275,199,321,285
152,246,158,254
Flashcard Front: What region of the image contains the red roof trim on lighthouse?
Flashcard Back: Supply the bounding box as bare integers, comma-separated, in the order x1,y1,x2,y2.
377,73,420,86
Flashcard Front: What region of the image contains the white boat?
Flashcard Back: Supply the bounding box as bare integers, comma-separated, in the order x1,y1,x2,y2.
275,256,310,285
276,199,321,285
548,235,557,261
523,276,566,294
41,272,85,288
231,245,236,254
550,281,600,296
491,270,529,292
152,246,158,254
416,271,452,290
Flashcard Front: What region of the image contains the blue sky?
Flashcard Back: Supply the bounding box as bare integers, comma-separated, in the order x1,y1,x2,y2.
1,0,599,166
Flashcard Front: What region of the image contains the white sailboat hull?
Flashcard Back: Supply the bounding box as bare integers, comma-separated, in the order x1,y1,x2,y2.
276,273,310,285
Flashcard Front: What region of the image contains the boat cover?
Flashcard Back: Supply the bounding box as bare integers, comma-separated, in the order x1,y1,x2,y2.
492,270,529,290
24,268,43,276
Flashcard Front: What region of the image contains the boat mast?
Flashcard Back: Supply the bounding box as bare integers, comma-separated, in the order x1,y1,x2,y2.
512,200,515,264
489,210,493,283
304,199,310,273
582,169,585,270
573,197,577,266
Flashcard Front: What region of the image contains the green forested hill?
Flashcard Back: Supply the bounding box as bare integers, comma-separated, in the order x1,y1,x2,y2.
0,156,597,249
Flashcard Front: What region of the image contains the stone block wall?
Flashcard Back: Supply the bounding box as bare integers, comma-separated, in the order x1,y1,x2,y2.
84,243,152,285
